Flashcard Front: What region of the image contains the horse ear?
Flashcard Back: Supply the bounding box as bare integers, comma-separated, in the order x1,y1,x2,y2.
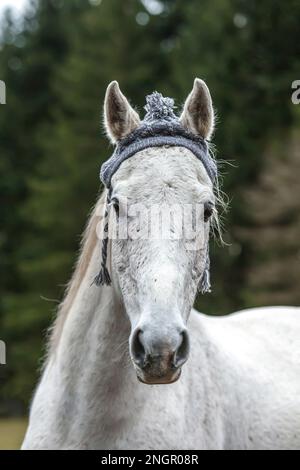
180,78,215,140
104,81,140,143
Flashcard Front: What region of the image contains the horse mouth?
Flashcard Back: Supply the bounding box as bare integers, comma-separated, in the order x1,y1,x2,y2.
136,368,182,385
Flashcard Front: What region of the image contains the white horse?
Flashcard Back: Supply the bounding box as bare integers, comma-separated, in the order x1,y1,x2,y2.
22,79,300,450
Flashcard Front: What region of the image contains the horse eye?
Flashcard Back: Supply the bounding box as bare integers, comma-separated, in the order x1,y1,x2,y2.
204,201,214,222
111,197,119,217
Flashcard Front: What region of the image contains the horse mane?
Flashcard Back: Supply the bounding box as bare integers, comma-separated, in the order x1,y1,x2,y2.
48,190,107,356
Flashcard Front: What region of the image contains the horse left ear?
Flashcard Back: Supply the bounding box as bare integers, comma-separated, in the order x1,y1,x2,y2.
180,78,215,140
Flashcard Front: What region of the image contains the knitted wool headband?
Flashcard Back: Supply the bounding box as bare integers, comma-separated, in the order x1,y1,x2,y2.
94,92,218,293
101,92,217,187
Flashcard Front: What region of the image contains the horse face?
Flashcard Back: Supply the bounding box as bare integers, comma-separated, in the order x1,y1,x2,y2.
109,148,214,383
104,79,215,384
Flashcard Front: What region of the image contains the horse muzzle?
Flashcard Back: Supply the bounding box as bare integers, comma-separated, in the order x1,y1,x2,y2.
130,326,190,385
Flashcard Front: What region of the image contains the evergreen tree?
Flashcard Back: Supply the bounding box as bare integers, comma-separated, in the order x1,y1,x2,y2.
0,0,91,413
240,129,300,306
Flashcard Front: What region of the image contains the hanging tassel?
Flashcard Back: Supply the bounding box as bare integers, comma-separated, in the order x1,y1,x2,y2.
93,262,111,286
200,249,212,294
93,193,112,287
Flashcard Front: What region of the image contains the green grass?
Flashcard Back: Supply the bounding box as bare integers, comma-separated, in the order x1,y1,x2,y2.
0,419,28,450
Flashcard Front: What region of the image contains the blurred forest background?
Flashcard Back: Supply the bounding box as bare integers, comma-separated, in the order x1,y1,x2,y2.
0,0,300,421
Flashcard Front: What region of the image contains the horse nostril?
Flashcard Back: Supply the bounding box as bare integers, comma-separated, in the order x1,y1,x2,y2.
131,329,146,368
174,330,190,368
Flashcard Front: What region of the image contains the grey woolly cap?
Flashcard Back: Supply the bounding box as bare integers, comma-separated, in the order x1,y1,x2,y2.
100,92,217,188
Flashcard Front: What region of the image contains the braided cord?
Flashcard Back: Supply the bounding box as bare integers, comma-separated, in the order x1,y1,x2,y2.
93,190,112,287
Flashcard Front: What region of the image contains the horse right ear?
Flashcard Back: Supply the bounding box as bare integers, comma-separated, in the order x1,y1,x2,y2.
104,81,140,144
